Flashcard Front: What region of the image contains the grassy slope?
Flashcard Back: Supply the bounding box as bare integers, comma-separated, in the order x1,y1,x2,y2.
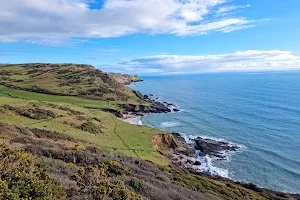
0,64,143,103
0,85,167,165
0,85,117,109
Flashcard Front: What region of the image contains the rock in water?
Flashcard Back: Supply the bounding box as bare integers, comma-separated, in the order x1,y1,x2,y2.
194,137,240,158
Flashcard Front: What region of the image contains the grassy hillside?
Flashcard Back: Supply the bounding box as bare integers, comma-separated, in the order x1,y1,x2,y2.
0,95,296,199
0,63,298,200
0,86,166,164
0,63,143,103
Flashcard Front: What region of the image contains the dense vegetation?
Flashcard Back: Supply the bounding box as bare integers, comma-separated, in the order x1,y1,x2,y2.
0,64,298,200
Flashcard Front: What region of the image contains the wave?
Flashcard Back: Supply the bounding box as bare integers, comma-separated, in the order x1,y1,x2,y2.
160,121,181,128
193,155,229,178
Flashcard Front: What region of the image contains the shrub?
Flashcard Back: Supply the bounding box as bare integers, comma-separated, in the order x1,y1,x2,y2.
10,136,59,149
28,128,76,142
57,106,83,115
129,178,150,193
91,180,141,200
103,161,132,177
70,164,140,200
79,121,103,134
20,108,56,120
0,145,66,200
3,105,56,120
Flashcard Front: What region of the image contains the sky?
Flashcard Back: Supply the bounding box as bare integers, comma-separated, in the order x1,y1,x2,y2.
0,0,300,74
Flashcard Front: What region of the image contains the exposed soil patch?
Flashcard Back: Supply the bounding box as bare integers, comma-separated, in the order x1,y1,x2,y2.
152,133,179,151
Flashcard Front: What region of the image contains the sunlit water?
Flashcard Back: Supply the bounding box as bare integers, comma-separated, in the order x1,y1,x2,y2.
130,72,300,194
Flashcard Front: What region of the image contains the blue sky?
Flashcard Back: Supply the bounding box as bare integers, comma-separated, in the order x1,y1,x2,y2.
0,0,300,74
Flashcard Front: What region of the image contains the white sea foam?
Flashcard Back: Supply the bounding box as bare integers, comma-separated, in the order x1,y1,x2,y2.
179,132,244,178
160,121,181,128
195,155,229,178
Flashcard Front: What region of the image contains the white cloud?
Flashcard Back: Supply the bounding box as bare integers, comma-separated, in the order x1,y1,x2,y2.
0,0,261,44
108,50,300,74
216,4,250,14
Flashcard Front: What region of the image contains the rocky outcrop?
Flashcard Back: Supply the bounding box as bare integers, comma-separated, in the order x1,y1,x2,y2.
154,133,197,166
109,73,143,85
171,133,195,157
149,101,172,113
119,101,179,114
194,137,240,158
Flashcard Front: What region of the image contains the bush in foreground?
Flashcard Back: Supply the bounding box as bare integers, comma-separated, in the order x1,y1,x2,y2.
0,145,65,200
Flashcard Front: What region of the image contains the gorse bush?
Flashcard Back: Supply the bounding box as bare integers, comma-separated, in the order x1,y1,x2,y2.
0,145,65,200
104,160,132,177
71,161,141,200
130,178,150,193
91,180,142,200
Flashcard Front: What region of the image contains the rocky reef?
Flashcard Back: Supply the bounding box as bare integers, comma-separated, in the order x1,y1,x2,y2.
194,137,240,158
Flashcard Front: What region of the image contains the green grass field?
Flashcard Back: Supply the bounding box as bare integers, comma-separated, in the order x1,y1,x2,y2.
0,85,119,109
0,85,168,165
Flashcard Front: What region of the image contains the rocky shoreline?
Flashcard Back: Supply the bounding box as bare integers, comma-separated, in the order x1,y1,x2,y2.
118,100,179,125
118,90,241,170
118,93,240,175
168,133,241,171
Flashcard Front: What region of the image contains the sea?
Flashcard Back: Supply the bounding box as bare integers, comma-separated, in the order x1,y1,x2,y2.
130,71,300,194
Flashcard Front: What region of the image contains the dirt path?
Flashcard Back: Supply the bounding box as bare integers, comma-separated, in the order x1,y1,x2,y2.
111,116,140,158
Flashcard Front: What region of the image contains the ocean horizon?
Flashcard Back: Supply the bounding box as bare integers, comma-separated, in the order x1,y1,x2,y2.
130,71,300,194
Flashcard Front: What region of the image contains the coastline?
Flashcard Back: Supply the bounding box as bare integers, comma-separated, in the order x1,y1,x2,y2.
119,89,241,178
125,79,300,196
